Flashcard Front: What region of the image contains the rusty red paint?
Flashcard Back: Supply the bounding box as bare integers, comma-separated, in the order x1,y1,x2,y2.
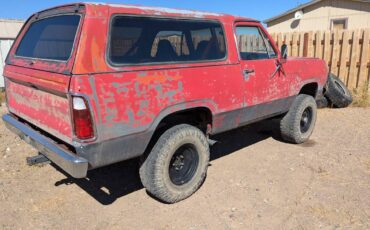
4,2,328,147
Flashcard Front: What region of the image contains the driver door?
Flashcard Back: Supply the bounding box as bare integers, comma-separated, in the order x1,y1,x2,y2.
235,22,288,107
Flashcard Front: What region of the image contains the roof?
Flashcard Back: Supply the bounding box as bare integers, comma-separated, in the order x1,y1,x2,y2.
264,0,370,23
0,19,24,39
85,2,258,22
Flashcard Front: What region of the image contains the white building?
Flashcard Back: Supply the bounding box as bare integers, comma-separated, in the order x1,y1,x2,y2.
264,0,370,33
0,19,24,88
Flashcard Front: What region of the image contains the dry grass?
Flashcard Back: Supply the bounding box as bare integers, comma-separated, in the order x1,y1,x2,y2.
0,91,5,106
352,81,370,107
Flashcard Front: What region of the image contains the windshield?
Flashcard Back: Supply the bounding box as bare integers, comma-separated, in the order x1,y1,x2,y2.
16,15,80,61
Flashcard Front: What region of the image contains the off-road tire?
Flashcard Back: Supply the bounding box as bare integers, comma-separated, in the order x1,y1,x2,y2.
325,74,352,108
139,124,210,203
280,94,317,144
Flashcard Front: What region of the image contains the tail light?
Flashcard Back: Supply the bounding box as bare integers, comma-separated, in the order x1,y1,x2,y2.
72,96,94,140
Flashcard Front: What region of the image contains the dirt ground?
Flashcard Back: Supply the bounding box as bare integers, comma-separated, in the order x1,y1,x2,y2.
0,105,369,230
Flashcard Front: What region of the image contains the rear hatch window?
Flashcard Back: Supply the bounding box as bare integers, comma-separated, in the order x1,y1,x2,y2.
15,15,80,61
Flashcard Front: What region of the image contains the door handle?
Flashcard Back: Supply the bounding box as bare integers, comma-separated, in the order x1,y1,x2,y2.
244,69,255,74
243,69,255,80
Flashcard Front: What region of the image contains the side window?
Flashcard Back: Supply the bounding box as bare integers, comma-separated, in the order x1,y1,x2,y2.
109,16,226,65
236,26,276,60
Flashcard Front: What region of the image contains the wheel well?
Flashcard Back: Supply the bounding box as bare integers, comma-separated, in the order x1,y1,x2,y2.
158,107,212,134
143,107,213,155
299,83,318,98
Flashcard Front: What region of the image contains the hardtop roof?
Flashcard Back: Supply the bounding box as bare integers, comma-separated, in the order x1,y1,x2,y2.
35,2,259,23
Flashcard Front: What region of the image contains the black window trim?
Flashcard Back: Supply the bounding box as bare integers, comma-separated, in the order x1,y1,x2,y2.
14,13,82,63
234,24,278,61
106,14,228,68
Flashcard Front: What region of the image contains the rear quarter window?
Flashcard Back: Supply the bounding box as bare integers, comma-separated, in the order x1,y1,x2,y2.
16,15,80,61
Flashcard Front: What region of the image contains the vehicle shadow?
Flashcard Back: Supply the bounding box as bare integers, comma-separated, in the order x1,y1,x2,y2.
54,119,282,205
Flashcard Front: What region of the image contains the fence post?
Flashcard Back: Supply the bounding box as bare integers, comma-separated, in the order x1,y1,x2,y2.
292,33,299,56
331,30,341,76
303,33,309,57
358,29,370,91
298,32,305,56
339,30,350,83
277,33,282,51
285,33,292,56
323,31,332,69
348,30,361,90
314,31,322,59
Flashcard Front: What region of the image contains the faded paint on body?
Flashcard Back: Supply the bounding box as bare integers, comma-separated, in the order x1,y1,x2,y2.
6,80,72,142
70,65,245,142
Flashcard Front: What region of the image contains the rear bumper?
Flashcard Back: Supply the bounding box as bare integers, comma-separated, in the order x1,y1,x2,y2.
2,114,88,178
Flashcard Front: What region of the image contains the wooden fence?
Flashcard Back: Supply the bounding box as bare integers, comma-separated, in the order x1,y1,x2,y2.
271,29,370,92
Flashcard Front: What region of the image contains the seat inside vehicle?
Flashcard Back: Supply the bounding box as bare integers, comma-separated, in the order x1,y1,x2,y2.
155,39,178,62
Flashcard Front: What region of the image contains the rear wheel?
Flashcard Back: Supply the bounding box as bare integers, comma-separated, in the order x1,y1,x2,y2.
139,124,210,203
280,94,317,144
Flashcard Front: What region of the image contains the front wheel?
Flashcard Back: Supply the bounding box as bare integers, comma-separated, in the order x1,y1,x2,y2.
280,94,317,144
139,124,210,203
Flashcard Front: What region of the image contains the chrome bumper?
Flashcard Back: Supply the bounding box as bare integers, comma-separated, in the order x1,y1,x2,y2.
2,114,88,178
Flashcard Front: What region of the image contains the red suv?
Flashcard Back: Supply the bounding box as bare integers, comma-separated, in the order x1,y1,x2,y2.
2,3,328,203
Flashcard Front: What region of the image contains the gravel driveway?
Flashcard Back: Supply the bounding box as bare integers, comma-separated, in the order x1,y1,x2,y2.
0,106,369,230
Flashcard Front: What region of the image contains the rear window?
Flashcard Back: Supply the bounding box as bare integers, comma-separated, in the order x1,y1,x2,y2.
16,15,80,61
109,16,226,65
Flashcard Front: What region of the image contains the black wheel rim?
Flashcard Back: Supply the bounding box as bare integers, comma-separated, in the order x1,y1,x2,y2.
169,144,199,186
300,107,313,133
334,80,347,95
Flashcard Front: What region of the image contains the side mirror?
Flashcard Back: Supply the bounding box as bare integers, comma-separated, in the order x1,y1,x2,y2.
281,44,288,59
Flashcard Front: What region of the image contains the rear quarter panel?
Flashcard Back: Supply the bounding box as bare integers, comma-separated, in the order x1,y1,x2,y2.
70,66,244,142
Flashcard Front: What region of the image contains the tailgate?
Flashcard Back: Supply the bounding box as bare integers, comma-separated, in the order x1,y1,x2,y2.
3,5,85,143
5,65,73,143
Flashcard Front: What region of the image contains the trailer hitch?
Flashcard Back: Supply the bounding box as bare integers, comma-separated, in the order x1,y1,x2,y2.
26,154,51,166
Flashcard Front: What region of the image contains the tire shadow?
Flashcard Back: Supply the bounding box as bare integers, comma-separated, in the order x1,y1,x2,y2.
53,119,283,205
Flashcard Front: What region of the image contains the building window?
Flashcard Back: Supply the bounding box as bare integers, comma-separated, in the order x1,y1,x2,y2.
331,18,348,30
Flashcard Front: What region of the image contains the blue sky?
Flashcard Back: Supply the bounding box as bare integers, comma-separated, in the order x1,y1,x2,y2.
0,0,310,21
